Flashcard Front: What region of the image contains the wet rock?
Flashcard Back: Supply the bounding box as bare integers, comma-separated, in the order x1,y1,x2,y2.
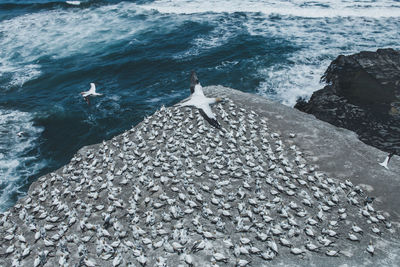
295,48,400,155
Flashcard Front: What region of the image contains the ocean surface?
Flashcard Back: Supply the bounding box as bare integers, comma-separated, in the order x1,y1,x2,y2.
1,0,400,211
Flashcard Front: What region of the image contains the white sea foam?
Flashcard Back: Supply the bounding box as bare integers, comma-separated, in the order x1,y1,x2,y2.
136,0,400,106
0,3,167,88
170,8,400,106
1,0,400,211
137,0,400,18
243,14,400,105
174,15,242,59
0,109,45,211
257,63,327,106
1,0,399,105
66,0,81,5
172,8,400,105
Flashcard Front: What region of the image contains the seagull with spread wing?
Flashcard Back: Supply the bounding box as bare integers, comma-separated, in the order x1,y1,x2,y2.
80,83,103,105
379,152,394,169
178,71,222,129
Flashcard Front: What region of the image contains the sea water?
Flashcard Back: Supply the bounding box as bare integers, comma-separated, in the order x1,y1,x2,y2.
0,0,399,211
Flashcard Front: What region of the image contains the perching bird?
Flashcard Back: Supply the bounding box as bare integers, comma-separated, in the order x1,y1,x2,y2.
177,71,222,129
379,152,394,169
80,83,103,105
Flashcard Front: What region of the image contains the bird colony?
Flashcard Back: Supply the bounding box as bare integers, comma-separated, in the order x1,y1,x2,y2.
0,99,395,266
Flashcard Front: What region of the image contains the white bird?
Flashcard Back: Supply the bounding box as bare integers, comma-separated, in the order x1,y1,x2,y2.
213,252,228,263
290,247,304,255
177,71,222,129
80,83,103,105
33,255,41,267
184,253,193,266
84,258,97,267
366,240,375,256
379,152,394,169
352,223,363,234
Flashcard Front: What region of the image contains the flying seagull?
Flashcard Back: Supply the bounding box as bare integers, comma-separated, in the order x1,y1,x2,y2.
379,152,394,169
80,83,103,105
178,71,222,129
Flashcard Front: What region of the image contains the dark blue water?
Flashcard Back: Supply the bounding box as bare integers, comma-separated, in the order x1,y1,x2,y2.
1,0,400,211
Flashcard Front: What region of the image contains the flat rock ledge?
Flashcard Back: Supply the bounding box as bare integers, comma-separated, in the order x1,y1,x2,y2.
1,86,399,267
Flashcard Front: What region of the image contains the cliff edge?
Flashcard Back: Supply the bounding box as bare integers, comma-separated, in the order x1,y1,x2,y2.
0,86,399,266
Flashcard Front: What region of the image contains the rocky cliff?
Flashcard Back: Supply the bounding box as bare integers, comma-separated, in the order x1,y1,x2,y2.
295,48,400,155
0,86,399,267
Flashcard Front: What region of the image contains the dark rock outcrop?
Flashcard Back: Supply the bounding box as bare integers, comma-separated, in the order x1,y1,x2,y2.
295,48,400,155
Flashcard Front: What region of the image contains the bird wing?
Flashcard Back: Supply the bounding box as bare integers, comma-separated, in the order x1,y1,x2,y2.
89,83,96,93
190,71,205,96
190,71,198,94
379,157,389,169
193,84,205,97
388,152,394,164
81,91,90,97
198,103,221,129
176,97,194,107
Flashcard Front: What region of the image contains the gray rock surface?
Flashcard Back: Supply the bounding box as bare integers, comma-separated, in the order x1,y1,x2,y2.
1,86,399,267
295,48,400,155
